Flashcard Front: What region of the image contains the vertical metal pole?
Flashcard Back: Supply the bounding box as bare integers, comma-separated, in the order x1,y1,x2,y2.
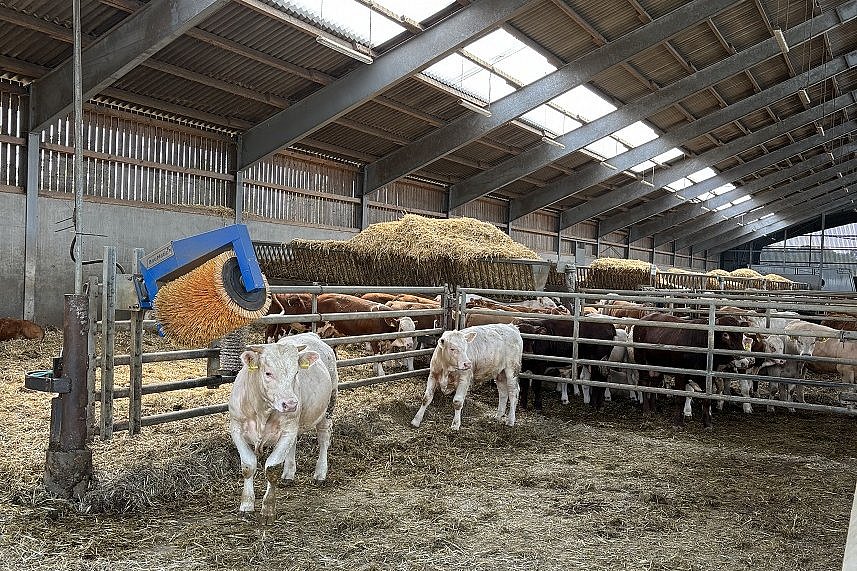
72,0,84,294
85,276,98,441
457,289,467,330
571,295,581,391
595,221,602,257
819,213,826,290
359,168,370,230
233,137,244,225
311,292,318,333
23,131,40,321
706,301,715,395
99,246,116,440
44,294,93,499
128,248,144,435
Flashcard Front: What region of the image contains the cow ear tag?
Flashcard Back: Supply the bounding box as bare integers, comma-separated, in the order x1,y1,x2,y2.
299,358,310,369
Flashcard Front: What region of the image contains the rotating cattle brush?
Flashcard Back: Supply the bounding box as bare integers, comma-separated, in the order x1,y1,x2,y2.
135,225,271,346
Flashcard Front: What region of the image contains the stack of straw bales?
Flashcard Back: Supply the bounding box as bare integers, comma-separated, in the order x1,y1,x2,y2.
274,214,544,289
582,257,655,290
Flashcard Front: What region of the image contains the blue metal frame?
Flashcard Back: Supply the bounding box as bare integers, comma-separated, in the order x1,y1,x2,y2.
136,224,266,310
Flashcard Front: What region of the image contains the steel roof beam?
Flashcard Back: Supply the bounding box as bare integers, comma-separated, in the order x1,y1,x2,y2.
675,157,857,249
711,193,857,253
626,122,857,242
560,88,857,231
691,173,857,251
659,143,857,247
30,0,229,133
238,0,534,170
521,50,857,224
665,147,857,247
597,89,857,236
447,5,854,210
361,0,743,198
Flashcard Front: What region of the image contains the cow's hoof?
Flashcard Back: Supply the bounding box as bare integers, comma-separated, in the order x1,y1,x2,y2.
313,478,327,487
259,511,276,525
238,508,254,519
410,419,421,428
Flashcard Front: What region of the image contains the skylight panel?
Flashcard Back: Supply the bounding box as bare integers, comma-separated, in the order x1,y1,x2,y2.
375,0,455,23
287,0,404,45
586,136,627,160
759,213,775,220
521,104,581,135
653,148,685,164
466,29,555,86
631,160,657,173
424,54,514,103
732,194,751,205
695,183,735,201
666,177,693,191
554,86,617,123
715,203,732,211
688,167,717,183
614,122,658,147
696,191,715,201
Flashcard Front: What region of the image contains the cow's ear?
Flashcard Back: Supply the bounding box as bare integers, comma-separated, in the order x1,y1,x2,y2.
385,317,398,328
241,349,261,368
298,351,319,369
465,331,478,343
294,344,307,352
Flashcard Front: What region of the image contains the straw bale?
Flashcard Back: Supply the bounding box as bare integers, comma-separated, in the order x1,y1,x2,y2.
583,257,654,290
346,214,540,262
765,273,792,283
730,268,763,278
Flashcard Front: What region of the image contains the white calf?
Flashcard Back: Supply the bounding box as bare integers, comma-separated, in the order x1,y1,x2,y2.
411,323,523,430
228,334,338,524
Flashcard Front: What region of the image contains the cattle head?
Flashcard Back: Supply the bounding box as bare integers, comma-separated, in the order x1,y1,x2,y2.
751,334,786,368
389,316,415,351
240,343,318,413
437,329,478,371
786,333,817,357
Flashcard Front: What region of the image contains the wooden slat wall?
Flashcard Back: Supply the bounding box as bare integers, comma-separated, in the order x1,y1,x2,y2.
0,83,726,271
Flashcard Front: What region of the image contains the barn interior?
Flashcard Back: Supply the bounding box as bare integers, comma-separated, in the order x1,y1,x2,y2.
2,1,857,569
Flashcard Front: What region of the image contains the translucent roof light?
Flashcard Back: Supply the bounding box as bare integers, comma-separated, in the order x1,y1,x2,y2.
586,136,627,160
653,148,685,163
467,29,556,85
285,0,406,45
688,167,717,183
424,53,514,103
614,122,659,147
375,0,455,23
732,194,751,205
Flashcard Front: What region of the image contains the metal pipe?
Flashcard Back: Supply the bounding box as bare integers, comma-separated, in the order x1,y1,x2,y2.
72,0,84,294
268,285,446,296
113,348,220,366
44,294,93,498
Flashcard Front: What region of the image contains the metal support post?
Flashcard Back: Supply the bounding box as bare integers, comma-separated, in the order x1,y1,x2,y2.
23,131,40,321
571,295,581,388
72,0,84,294
233,137,244,224
44,294,93,499
706,301,715,396
85,276,98,440
99,246,116,440
359,168,370,230
820,213,827,290
128,248,144,435
311,292,318,333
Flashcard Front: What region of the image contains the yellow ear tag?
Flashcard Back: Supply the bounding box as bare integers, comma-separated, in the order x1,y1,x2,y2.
299,359,310,369
248,365,259,371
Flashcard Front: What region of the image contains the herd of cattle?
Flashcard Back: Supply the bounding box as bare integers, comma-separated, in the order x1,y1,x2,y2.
191,291,857,519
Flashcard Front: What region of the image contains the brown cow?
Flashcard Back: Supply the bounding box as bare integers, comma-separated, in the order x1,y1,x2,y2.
633,313,749,428
361,293,440,306
315,294,415,377
602,299,652,320
0,318,45,341
265,293,315,342
820,312,857,331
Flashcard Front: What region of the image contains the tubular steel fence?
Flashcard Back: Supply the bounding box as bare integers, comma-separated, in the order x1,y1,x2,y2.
91,248,450,439
457,287,857,417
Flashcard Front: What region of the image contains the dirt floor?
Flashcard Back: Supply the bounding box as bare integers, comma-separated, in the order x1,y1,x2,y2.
2,329,857,571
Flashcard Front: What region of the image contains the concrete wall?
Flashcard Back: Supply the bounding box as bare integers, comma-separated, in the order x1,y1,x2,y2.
1,193,356,326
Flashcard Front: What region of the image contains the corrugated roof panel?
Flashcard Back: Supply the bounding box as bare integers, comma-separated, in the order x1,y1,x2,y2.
591,67,654,104
565,0,643,41
679,90,721,118
114,67,278,122
709,1,770,52
343,100,435,142
627,44,690,88
310,122,401,157
646,106,691,132
450,140,515,166
511,2,599,63
713,73,757,103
